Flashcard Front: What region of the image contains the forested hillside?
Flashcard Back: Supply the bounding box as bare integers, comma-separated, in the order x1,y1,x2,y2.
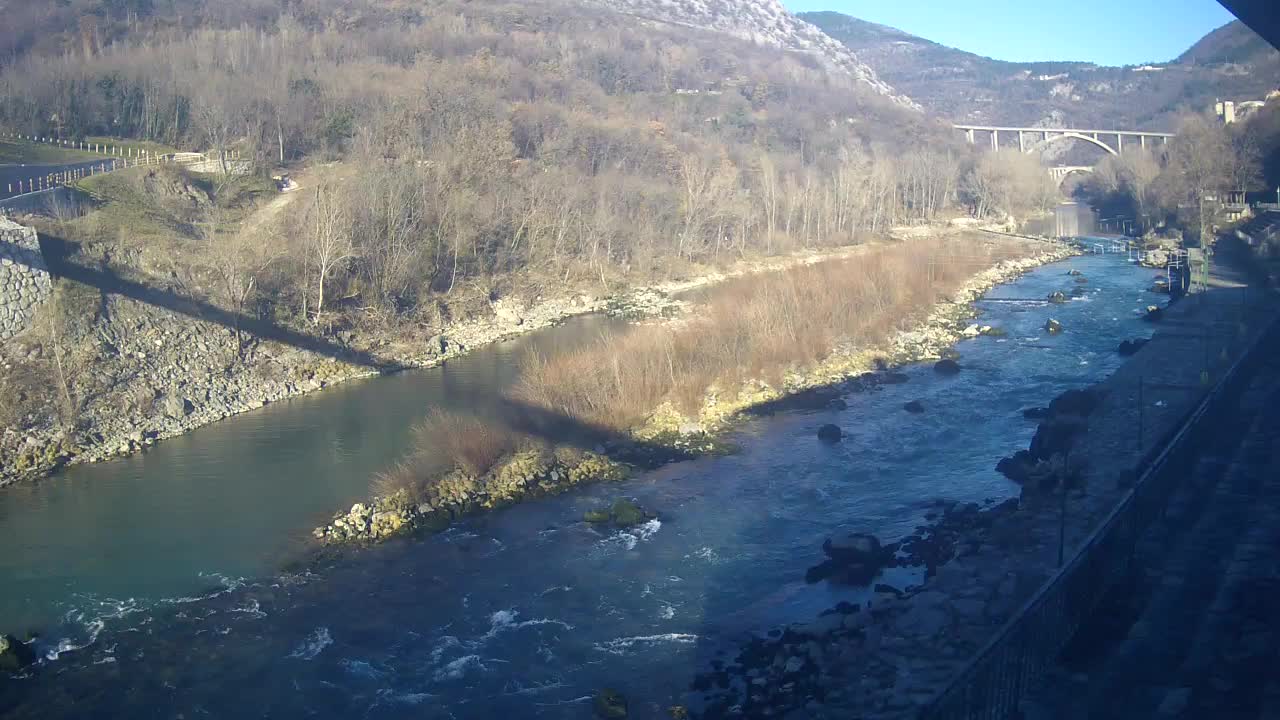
0,0,1012,319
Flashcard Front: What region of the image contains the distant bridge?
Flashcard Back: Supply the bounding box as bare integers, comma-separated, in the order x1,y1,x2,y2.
954,125,1174,156
1049,165,1093,183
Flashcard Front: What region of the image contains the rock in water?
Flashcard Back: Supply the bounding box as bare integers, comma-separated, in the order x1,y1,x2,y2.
609,498,648,527
1047,291,1068,304
980,326,1007,337
996,451,1035,484
933,358,961,375
0,634,35,673
594,688,628,719
903,400,925,414
1067,269,1082,276
1143,305,1164,323
583,508,611,524
1074,276,1089,284
817,424,843,444
1044,318,1063,335
810,532,889,585
823,533,882,562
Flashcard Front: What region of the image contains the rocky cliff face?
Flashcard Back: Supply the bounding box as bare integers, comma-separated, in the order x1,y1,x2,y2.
585,0,919,109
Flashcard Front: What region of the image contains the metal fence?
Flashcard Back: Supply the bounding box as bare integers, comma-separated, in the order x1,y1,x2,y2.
917,306,1280,720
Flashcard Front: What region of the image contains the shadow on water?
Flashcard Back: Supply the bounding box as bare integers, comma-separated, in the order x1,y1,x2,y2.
2,241,1263,719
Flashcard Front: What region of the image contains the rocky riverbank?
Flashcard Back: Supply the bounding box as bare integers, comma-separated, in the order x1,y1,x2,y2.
315,240,1076,545
689,246,1278,719
0,241,875,489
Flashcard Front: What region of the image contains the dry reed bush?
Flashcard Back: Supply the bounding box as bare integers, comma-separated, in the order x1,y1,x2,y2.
374,409,527,498
516,238,1040,430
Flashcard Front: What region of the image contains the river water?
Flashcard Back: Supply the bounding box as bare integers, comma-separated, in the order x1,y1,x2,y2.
0,252,1159,718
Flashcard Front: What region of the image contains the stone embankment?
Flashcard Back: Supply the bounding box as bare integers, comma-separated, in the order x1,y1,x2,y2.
693,248,1277,719
0,218,51,340
0,237,873,487
316,242,1076,545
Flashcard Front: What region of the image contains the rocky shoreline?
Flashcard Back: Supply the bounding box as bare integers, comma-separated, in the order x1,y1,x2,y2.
688,247,1277,719
0,242,875,489
315,240,1076,545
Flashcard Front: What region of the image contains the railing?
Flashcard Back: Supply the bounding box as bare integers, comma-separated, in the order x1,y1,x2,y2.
2,131,246,201
918,305,1280,719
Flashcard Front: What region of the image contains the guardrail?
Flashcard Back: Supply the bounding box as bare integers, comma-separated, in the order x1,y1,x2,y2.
1,132,247,202
918,303,1280,719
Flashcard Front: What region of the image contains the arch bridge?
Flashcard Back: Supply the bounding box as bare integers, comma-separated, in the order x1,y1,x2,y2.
954,125,1174,156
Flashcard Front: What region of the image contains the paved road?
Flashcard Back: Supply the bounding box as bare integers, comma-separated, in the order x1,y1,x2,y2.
1024,342,1280,719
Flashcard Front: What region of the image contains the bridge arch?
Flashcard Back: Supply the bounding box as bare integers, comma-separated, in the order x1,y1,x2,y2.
1051,166,1094,190
1027,132,1118,157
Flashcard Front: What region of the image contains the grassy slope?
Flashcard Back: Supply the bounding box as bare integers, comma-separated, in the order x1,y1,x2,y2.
0,137,180,165
0,138,99,164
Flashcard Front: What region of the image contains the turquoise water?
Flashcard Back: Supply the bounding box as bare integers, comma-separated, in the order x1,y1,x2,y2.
0,252,1160,718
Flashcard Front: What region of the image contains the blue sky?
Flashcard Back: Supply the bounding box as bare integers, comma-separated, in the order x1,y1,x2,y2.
783,0,1238,66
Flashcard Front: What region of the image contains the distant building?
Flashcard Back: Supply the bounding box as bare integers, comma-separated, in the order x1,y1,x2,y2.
1215,100,1237,124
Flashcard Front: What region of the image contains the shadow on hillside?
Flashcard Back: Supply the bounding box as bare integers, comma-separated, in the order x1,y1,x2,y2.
6,234,701,467
17,235,409,372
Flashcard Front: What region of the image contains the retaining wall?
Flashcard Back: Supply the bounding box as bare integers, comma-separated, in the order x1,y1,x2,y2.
0,217,52,340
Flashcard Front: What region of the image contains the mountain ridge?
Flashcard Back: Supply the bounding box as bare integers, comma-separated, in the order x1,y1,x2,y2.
803,12,1280,130
583,0,919,109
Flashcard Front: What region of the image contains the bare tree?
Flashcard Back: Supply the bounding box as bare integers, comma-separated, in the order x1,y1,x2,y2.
303,183,355,321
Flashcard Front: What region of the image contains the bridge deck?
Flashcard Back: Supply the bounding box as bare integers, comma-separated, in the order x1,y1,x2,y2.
953,124,1175,137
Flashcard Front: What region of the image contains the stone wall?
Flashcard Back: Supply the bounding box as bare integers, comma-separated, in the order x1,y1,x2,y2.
0,218,52,340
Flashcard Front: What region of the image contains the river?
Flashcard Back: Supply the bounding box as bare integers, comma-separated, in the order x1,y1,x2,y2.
0,251,1158,718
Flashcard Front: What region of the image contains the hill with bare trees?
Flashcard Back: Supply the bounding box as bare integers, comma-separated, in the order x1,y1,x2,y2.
804,13,1280,130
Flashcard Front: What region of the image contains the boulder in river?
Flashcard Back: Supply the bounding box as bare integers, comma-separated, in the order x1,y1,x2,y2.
996,450,1036,484
1044,318,1063,335
807,532,892,585
1030,415,1087,461
1143,305,1164,323
583,508,611,524
594,688,628,719
1067,269,1083,276
1047,291,1068,304
609,498,651,527
817,424,843,444
903,400,925,414
1118,338,1149,356
933,358,961,375
979,326,1008,337
0,634,36,673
